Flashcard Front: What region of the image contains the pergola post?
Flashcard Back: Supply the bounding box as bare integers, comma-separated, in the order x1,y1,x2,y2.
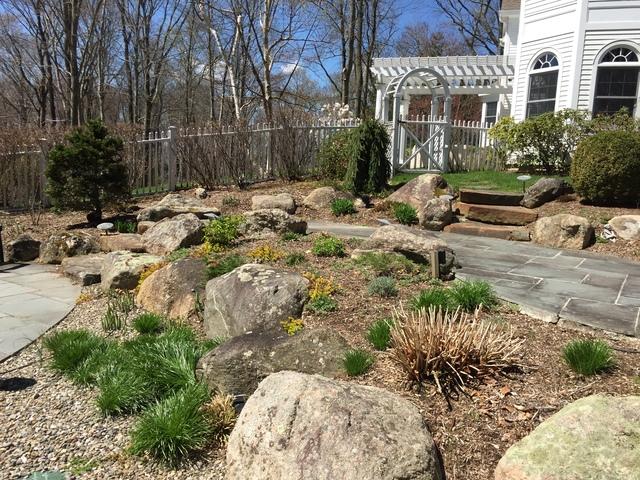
375,86,384,121
442,96,453,172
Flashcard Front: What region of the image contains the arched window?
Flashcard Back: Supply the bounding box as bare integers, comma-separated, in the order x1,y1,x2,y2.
593,46,640,116
527,53,559,117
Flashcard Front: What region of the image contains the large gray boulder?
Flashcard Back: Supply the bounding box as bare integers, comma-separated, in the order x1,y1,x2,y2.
204,263,309,339
252,193,296,214
62,254,107,286
386,173,449,211
521,178,572,209
7,234,41,262
532,214,594,250
142,213,203,255
226,371,445,480
239,209,307,239
136,258,207,319
40,232,100,264
608,215,640,241
495,394,640,480
363,225,455,274
100,251,163,291
419,197,453,231
196,328,350,397
136,193,219,222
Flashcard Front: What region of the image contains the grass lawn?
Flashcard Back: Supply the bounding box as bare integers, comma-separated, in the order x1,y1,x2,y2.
391,171,568,193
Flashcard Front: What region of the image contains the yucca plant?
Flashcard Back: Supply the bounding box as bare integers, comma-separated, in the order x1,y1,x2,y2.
562,339,615,376
390,306,523,395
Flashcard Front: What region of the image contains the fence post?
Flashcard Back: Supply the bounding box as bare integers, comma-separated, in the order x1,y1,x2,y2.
39,138,49,206
167,126,178,191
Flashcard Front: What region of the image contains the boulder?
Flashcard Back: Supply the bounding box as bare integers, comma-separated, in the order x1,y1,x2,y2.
251,193,296,214
142,213,204,255
136,258,207,319
61,254,106,286
194,187,208,199
226,371,445,480
532,214,594,250
204,263,308,339
136,193,219,222
419,197,453,231
521,178,572,209
99,233,146,253
239,209,307,239
459,189,523,206
363,225,455,273
100,251,163,291
40,232,100,264
136,221,155,234
302,187,361,210
6,234,41,262
495,394,640,480
196,328,350,397
385,173,449,210
608,215,640,241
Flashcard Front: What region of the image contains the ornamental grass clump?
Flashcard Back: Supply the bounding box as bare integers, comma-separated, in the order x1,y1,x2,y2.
392,202,418,225
448,280,499,312
43,330,107,376
562,339,615,376
342,349,375,376
390,306,523,395
367,276,398,297
410,287,451,312
366,319,393,351
353,251,417,278
330,198,357,216
132,312,165,335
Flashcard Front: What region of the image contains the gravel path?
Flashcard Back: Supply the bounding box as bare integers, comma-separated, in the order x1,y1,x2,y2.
0,292,226,479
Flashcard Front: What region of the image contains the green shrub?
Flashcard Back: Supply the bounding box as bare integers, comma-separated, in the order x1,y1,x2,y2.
367,276,398,297
571,130,640,205
330,198,357,216
353,251,416,277
489,110,589,174
203,215,244,249
285,252,306,266
96,363,151,415
71,342,122,386
344,119,391,194
207,254,246,278
114,219,137,233
410,287,451,312
343,349,375,376
129,383,211,464
43,330,106,375
448,280,498,312
306,293,338,313
367,319,393,351
45,120,129,222
166,248,191,262
392,202,418,225
316,129,353,180
133,313,165,335
312,235,345,257
562,339,615,376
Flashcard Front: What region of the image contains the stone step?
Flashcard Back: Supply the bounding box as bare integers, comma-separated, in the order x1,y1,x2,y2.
458,189,524,206
444,222,530,241
455,203,538,226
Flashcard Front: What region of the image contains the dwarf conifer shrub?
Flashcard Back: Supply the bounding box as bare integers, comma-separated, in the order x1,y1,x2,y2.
45,120,129,222
562,339,615,376
367,276,398,297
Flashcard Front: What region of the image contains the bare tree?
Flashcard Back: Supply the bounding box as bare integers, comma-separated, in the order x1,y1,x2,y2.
433,0,500,55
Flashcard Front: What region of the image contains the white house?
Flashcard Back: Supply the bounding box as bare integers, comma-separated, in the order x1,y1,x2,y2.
371,0,640,171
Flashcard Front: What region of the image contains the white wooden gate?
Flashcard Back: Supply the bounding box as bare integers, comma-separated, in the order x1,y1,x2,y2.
393,114,450,172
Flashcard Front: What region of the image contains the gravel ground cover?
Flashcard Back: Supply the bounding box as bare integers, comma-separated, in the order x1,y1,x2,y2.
2,231,639,479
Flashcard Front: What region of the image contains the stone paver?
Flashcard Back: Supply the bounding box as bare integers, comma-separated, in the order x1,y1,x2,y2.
307,221,640,337
0,263,80,362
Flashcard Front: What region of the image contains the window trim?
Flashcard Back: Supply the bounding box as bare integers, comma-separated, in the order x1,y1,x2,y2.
526,52,560,118
592,44,640,118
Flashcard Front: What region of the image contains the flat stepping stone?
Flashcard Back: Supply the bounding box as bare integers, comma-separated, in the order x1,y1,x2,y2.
444,221,530,241
456,203,538,226
61,254,107,286
459,189,524,206
99,233,146,253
